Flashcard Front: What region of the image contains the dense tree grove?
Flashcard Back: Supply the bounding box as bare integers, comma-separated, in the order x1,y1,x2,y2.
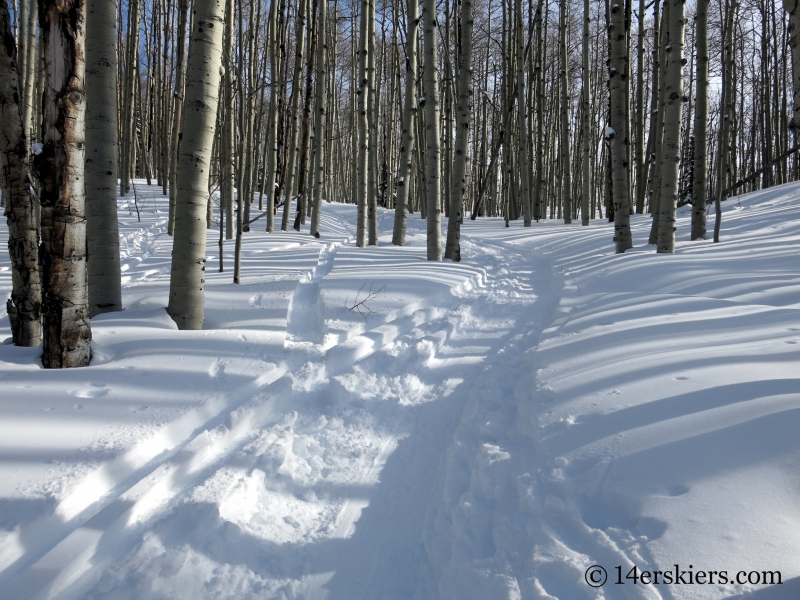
1,0,797,359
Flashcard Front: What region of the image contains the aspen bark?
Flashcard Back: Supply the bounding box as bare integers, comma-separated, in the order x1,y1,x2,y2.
36,0,92,367
0,0,41,347
167,0,225,329
533,0,544,221
17,0,29,105
356,0,368,246
690,0,708,240
309,0,327,237
392,0,418,246
656,0,685,253
515,0,532,226
581,0,591,226
559,0,572,223
366,0,378,245
423,0,441,260
444,0,473,260
648,0,667,243
233,0,245,277
634,0,646,212
714,0,737,242
240,0,258,233
785,0,800,133
85,0,122,316
120,0,140,196
294,0,317,231
21,0,37,141
609,0,632,251
222,0,234,239
168,0,188,235
263,0,281,233
280,0,308,231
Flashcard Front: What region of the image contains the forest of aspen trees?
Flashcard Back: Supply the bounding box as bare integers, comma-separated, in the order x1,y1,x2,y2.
1,0,799,368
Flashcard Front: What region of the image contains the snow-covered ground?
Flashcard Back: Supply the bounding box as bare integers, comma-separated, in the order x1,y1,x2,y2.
1,182,799,600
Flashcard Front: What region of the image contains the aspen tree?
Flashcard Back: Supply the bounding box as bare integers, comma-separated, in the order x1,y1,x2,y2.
0,0,41,347
444,0,474,260
253,15,270,216
356,0,368,246
392,0,418,245
16,0,28,112
441,4,453,221
233,0,246,265
559,0,572,223
515,0,532,226
168,0,189,235
581,0,591,226
85,0,122,316
785,0,800,134
167,0,225,329
422,0,442,260
36,0,92,367
240,0,259,232
367,0,378,245
281,0,308,231
264,0,281,233
655,0,685,253
761,1,772,189
533,0,544,221
690,0,708,240
634,0,645,212
713,0,737,242
222,0,234,239
120,0,140,197
294,0,318,231
385,8,399,211
310,0,327,237
21,0,36,141
648,0,666,244
609,0,632,251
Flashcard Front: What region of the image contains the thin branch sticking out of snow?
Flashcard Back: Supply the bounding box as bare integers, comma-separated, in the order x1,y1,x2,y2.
345,283,386,321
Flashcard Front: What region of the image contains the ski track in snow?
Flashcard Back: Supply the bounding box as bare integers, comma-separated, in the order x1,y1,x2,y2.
2,182,800,599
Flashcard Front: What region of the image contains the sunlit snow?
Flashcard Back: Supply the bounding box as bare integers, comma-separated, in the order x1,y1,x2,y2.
1,181,799,599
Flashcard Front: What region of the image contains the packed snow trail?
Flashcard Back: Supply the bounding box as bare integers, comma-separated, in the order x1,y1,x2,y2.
1,182,800,599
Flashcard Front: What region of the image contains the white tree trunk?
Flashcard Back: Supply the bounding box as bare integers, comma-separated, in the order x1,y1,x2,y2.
422,0,441,260
167,0,225,329
356,0,368,246
392,0,417,246
309,0,327,237
35,0,92,367
168,0,189,236
280,0,308,231
609,0,632,252
713,0,737,242
21,0,37,141
263,0,281,233
656,0,686,253
515,0,532,227
691,0,708,240
581,0,591,226
559,0,572,223
0,0,41,347
444,0,474,260
85,0,122,316
785,0,800,139
366,0,378,245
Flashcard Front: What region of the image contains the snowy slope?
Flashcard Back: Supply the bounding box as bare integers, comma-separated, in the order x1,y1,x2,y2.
0,183,799,599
